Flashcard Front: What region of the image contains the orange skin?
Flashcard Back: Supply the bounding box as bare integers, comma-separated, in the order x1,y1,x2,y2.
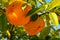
24,17,45,36
6,1,32,26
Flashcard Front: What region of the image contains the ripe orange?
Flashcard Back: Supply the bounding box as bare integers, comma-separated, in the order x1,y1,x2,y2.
24,17,45,36
6,1,32,26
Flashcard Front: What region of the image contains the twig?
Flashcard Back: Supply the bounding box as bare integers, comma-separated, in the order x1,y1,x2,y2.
9,24,14,40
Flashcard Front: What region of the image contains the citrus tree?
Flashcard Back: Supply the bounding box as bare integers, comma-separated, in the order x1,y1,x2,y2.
0,0,60,40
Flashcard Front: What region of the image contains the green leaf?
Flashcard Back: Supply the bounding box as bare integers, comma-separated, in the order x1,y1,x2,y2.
26,7,39,16
30,14,38,21
45,35,51,40
38,0,44,4
33,5,45,13
40,26,51,39
26,5,45,16
54,29,60,36
0,13,8,32
30,36,39,40
2,0,8,3
47,0,60,10
52,38,60,40
49,12,59,27
30,0,36,6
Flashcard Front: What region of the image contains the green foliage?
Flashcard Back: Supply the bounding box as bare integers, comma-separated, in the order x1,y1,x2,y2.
26,7,39,16
30,14,38,21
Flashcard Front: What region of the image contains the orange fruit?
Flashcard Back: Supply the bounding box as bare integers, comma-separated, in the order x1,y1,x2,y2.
6,1,32,26
24,17,45,36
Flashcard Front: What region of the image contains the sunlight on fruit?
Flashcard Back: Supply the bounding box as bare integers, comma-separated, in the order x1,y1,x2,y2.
12,12,17,18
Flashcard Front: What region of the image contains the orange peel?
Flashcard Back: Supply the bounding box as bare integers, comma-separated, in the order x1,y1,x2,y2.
6,1,32,26
24,17,45,36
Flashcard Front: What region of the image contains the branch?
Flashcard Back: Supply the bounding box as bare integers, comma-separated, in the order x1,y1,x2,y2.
9,24,14,40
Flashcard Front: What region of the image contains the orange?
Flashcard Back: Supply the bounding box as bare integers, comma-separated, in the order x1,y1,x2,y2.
24,17,45,36
6,1,32,26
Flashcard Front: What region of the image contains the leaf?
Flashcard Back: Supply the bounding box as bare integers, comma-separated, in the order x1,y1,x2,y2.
30,36,39,40
2,0,8,3
34,5,45,13
0,13,8,32
26,7,39,16
26,4,46,16
9,0,27,5
47,0,60,10
0,0,2,3
55,29,60,36
40,26,51,39
6,30,11,38
49,12,59,27
52,38,60,40
30,0,36,6
30,14,38,21
38,0,44,4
